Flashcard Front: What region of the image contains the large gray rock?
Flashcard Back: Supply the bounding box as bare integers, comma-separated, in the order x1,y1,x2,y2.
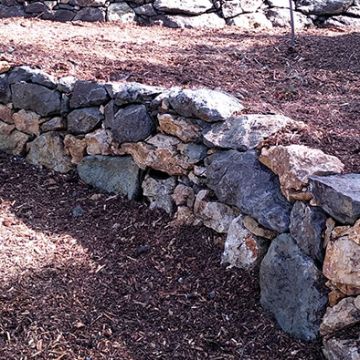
0,4,25,18
153,0,213,15
73,7,105,21
266,8,312,28
70,80,108,108
296,0,353,15
11,82,61,116
67,107,103,135
105,104,154,144
309,174,360,225
222,0,262,18
77,155,142,200
260,234,328,340
228,13,273,29
203,114,301,151
206,150,292,232
155,13,226,28
290,202,327,263
0,75,11,104
8,66,57,89
164,88,243,122
26,132,72,173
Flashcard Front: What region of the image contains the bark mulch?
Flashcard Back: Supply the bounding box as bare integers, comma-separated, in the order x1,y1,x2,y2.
0,18,359,172
0,152,325,359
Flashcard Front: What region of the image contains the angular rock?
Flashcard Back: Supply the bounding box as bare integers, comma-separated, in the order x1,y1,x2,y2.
77,155,142,200
242,215,277,240
73,7,105,21
153,0,213,15
105,104,154,144
203,114,303,152
323,236,360,295
75,0,107,6
67,107,103,135
0,121,29,155
0,103,13,124
309,174,360,225
0,75,11,104
106,2,136,22
13,109,42,136
324,14,360,27
166,88,243,122
11,83,61,116
171,206,197,226
134,4,157,17
331,219,360,246
222,0,262,18
64,134,87,164
266,8,312,28
120,134,192,176
26,132,72,173
109,82,164,105
57,76,77,93
194,189,238,233
155,13,226,29
0,61,10,74
323,335,360,360
158,113,203,143
41,117,66,132
260,145,344,201
320,296,360,336
85,128,113,155
296,0,353,15
70,80,108,108
206,150,292,232
228,12,273,29
0,4,25,18
172,184,195,207
42,9,76,22
222,215,269,269
142,174,177,214
8,66,57,89
260,234,328,340
177,143,207,164
290,201,327,263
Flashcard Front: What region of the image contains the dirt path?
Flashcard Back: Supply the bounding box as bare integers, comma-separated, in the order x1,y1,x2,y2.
0,18,359,172
0,153,324,359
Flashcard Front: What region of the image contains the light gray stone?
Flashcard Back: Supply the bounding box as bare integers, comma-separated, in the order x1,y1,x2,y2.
296,0,353,15
228,12,273,28
77,155,142,200
266,7,312,28
155,13,226,28
260,234,328,340
323,335,360,360
153,0,213,15
106,2,136,22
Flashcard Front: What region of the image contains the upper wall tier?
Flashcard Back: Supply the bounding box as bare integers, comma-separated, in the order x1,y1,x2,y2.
1,0,360,29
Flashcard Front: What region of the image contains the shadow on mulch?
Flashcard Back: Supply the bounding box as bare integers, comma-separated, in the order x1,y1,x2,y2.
0,153,324,359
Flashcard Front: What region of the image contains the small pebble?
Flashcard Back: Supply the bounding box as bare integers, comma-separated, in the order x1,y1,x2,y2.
72,205,85,218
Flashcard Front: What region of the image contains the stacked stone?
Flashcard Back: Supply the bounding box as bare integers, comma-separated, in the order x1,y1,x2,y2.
0,62,359,357
1,0,360,29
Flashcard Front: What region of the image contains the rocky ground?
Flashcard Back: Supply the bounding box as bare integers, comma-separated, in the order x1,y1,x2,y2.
0,152,325,359
0,18,359,172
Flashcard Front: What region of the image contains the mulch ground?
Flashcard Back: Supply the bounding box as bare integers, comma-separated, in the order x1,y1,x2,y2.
0,18,359,172
0,152,325,359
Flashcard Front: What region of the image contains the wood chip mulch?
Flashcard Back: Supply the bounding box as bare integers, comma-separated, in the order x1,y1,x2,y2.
0,18,359,172
0,153,324,359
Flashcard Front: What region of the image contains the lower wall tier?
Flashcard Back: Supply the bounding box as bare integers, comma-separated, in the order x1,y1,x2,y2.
1,0,360,29
0,63,359,356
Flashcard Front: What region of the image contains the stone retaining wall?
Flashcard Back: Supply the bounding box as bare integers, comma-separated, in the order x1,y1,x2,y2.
1,0,360,28
0,63,359,357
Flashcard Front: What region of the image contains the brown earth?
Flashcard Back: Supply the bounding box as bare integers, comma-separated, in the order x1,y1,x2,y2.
0,152,325,359
0,18,359,172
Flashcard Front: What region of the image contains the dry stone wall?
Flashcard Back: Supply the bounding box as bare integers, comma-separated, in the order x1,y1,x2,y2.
1,0,360,28
0,62,359,357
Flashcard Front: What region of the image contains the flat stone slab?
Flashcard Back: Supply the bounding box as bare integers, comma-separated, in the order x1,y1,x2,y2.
260,234,328,340
309,174,360,225
77,155,142,200
206,150,292,232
